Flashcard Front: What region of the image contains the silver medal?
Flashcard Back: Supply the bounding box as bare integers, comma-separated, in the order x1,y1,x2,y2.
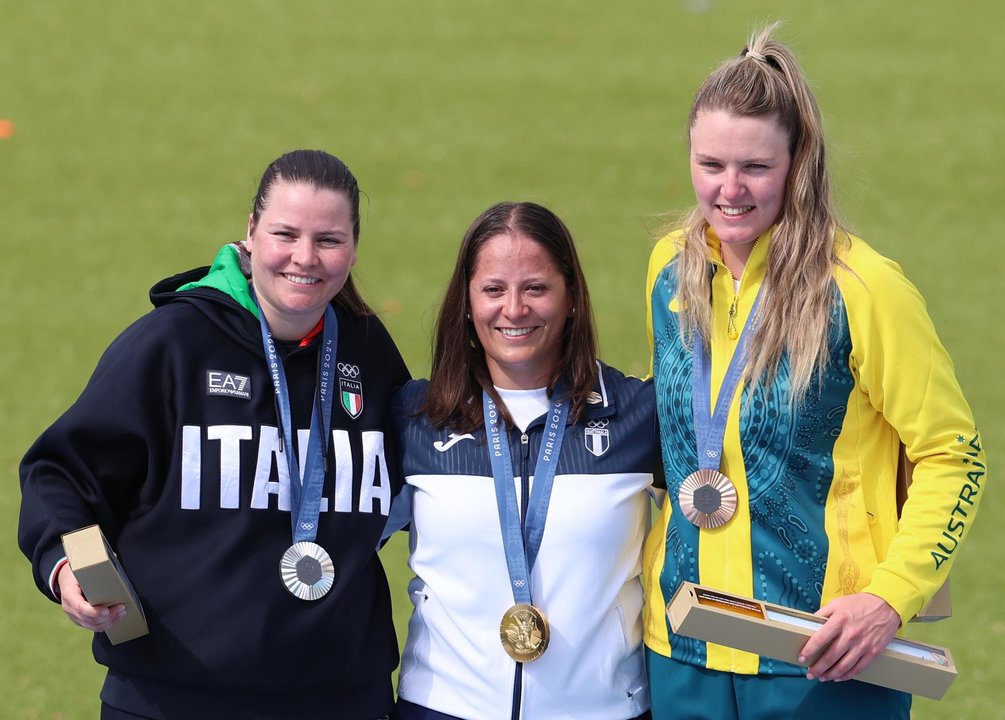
280,541,335,600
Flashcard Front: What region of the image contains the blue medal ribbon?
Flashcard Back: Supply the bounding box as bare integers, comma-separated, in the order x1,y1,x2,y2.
691,286,763,471
483,390,569,605
256,301,338,544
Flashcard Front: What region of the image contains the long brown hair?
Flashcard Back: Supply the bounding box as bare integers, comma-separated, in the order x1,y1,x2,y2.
421,202,599,432
676,23,847,400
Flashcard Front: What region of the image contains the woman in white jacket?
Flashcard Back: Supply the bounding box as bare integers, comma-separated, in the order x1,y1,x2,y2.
387,202,663,720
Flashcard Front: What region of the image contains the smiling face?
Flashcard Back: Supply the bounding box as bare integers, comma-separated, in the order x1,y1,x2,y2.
245,180,357,340
468,232,573,390
690,109,792,275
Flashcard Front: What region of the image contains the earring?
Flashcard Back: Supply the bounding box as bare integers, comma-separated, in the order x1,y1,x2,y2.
466,312,471,320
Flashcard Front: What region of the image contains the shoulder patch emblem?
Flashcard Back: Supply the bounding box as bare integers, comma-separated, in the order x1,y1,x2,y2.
206,370,251,400
584,418,610,457
338,362,363,419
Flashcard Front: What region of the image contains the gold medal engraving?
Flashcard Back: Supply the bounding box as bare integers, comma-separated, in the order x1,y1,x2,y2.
499,603,550,662
280,541,335,601
678,469,738,529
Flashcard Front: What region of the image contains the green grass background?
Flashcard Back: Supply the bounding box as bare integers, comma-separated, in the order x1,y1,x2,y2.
2,1,1001,717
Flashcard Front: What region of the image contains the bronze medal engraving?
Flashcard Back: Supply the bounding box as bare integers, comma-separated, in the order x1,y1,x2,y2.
678,469,738,529
500,603,550,662
280,541,335,601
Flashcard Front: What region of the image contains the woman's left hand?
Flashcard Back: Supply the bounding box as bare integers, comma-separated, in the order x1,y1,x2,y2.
798,592,901,682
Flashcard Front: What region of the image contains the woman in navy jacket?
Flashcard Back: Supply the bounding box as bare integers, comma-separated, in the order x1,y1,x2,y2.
19,150,409,719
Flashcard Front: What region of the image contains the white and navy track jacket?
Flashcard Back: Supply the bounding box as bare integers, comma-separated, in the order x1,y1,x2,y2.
387,363,663,720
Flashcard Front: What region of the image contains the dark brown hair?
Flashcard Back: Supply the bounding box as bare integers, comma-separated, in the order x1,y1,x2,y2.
421,202,599,432
250,149,372,316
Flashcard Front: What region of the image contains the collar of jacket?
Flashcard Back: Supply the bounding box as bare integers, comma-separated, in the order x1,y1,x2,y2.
704,226,773,282
520,361,619,431
176,242,258,319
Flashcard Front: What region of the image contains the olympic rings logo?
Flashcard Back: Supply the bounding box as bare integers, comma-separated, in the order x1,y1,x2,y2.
338,363,360,378
587,419,609,429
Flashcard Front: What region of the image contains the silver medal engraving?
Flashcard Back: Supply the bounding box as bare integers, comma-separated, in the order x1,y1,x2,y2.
280,541,335,601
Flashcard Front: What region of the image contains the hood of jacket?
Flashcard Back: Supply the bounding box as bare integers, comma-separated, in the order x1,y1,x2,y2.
149,242,263,350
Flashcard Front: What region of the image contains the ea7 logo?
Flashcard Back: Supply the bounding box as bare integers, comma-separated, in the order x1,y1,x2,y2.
207,370,251,400
584,419,610,457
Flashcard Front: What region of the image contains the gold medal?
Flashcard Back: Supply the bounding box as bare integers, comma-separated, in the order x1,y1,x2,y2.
500,603,550,662
280,541,335,601
678,469,738,529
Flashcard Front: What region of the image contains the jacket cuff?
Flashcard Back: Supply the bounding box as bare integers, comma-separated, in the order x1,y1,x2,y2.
42,545,69,602
863,567,925,626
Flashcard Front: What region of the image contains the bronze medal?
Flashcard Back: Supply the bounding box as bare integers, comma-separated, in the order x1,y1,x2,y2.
678,469,738,529
280,541,335,601
500,603,550,662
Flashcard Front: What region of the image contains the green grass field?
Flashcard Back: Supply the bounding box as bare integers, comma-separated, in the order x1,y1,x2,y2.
2,1,1001,717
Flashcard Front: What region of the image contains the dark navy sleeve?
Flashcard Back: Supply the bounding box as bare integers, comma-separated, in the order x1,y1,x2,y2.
642,378,666,489
382,380,430,540
18,310,178,600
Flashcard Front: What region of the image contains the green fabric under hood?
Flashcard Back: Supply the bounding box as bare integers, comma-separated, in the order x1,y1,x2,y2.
177,243,259,318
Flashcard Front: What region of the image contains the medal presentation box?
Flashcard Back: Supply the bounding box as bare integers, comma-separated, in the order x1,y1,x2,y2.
61,525,149,644
666,582,956,700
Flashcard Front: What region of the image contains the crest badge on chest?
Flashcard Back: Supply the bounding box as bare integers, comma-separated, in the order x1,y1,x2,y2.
584,418,610,457
338,362,363,419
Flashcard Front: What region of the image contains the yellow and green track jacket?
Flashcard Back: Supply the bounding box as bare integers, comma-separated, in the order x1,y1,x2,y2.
642,228,986,675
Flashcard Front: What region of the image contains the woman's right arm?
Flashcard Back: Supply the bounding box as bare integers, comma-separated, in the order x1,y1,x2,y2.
18,311,175,607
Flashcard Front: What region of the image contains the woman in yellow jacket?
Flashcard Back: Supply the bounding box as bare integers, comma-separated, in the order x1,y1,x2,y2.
643,23,986,719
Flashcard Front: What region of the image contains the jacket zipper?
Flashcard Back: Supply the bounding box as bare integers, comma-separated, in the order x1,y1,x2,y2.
726,266,740,340
723,236,758,340
727,295,739,339
511,430,532,720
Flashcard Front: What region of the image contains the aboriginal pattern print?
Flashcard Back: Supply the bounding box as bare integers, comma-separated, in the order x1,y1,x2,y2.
651,259,705,667
741,296,853,674
651,259,855,671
